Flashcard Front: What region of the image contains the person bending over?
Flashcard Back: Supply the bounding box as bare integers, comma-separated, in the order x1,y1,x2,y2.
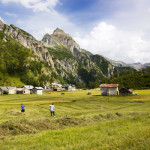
21,104,25,115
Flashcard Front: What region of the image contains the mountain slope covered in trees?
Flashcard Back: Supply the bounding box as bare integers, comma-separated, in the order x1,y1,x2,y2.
0,31,58,87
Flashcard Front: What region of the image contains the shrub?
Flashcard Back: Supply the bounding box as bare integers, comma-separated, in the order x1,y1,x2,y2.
3,91,8,94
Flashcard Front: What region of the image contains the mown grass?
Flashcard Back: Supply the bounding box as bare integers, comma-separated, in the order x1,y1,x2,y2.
0,89,150,149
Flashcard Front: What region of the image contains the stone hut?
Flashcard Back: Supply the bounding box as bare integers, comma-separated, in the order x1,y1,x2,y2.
100,84,119,96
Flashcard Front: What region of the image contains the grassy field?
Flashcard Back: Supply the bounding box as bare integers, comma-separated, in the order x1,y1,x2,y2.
0,89,150,150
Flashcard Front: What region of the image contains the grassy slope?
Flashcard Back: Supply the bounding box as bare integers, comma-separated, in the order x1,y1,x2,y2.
0,90,150,149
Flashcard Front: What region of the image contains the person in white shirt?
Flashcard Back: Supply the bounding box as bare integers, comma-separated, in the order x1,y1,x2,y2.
49,103,55,117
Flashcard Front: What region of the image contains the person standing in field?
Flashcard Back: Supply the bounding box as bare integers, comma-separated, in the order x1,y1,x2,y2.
21,104,25,115
49,103,55,117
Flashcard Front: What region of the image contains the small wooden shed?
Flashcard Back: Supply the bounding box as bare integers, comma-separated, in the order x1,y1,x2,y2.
100,84,119,96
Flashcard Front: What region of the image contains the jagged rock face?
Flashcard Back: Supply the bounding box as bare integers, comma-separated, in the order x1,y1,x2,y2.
0,20,4,31
2,24,55,70
43,28,82,56
42,33,59,47
42,28,117,80
108,64,115,77
54,58,78,76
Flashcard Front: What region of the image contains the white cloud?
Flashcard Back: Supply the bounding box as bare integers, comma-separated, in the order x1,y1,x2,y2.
73,0,150,64
1,0,58,12
5,12,17,17
16,12,81,41
74,22,150,64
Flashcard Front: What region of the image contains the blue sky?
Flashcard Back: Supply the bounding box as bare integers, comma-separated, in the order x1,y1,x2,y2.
0,0,150,63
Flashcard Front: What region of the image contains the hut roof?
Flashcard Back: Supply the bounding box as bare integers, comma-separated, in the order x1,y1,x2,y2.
17,88,26,91
34,87,43,90
22,85,33,89
100,84,118,88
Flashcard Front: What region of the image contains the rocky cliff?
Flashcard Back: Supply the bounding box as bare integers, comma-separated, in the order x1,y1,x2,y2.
42,28,117,78
0,22,55,71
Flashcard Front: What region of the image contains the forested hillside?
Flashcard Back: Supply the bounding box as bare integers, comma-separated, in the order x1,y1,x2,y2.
107,68,150,89
0,31,57,87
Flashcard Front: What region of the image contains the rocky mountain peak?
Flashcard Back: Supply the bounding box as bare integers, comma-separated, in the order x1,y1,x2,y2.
42,33,58,47
42,28,82,56
44,33,51,37
52,28,72,41
53,28,65,35
50,28,82,55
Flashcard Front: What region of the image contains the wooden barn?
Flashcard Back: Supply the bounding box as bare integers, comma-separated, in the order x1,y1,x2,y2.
100,84,119,96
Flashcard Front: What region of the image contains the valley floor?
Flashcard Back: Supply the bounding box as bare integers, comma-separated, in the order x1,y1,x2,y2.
0,90,150,150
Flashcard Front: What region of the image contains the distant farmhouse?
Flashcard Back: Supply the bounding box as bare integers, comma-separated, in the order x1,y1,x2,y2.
100,84,119,96
22,85,34,94
33,87,43,95
0,86,16,95
52,83,62,88
51,83,63,91
0,87,8,95
16,85,43,95
0,85,43,95
62,84,76,91
7,87,17,94
16,88,30,94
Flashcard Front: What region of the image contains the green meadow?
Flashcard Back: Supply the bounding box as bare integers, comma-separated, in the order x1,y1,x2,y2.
0,90,150,150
